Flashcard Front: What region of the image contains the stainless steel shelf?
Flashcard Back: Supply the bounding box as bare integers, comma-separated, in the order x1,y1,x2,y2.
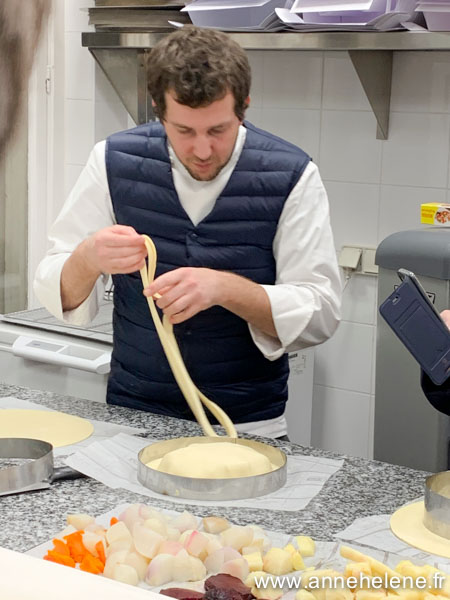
82,31,450,139
82,31,450,51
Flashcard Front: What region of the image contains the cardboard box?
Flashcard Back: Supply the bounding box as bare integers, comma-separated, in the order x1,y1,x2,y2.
421,203,450,226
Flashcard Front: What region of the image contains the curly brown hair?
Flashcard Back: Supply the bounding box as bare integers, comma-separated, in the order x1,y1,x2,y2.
147,26,251,121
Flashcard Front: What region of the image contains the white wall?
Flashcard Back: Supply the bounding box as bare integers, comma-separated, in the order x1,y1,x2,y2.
245,49,450,459
47,5,450,459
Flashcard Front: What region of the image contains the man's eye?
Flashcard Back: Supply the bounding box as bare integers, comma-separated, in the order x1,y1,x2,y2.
210,128,224,135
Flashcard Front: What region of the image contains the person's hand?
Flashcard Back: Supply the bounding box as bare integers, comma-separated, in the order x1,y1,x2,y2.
83,225,146,275
441,309,450,330
143,267,221,324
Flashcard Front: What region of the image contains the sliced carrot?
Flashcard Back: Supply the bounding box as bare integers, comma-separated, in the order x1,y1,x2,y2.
44,550,76,568
51,538,70,556
110,516,119,526
63,530,89,563
79,552,104,575
95,540,106,565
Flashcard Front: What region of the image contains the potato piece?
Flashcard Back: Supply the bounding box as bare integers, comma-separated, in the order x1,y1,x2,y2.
295,536,316,558
325,588,353,600
220,526,254,551
113,563,139,586
344,562,372,581
297,590,317,600
284,544,296,555
355,591,387,600
202,517,230,534
242,543,264,555
66,514,95,531
292,551,305,571
263,547,293,576
245,551,264,572
145,553,174,586
246,571,283,600
106,520,132,545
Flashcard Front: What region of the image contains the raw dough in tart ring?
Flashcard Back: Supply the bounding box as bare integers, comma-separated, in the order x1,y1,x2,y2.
147,442,275,478
0,409,94,448
390,500,450,559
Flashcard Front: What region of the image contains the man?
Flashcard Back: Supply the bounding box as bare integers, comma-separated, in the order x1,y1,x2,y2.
34,26,341,439
421,309,450,416
0,0,50,158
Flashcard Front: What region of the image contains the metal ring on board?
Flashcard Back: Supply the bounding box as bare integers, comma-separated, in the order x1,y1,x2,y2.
424,470,450,539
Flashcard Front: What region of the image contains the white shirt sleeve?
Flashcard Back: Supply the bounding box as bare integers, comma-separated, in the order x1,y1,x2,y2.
33,141,115,326
248,161,342,360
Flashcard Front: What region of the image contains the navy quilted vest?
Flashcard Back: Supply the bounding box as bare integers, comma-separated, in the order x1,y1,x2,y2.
105,121,310,423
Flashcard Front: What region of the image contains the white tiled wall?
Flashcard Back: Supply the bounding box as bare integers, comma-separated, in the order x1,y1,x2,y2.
60,9,450,459
248,49,450,459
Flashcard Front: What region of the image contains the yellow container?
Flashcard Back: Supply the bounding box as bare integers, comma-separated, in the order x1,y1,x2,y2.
421,203,450,226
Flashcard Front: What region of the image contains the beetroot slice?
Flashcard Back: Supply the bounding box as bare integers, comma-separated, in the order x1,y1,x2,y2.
204,573,255,600
160,588,205,600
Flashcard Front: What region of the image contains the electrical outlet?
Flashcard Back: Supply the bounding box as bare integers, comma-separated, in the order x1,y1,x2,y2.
339,245,378,275
361,248,378,274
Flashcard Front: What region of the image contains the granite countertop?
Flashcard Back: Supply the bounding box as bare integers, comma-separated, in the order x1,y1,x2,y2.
0,382,427,555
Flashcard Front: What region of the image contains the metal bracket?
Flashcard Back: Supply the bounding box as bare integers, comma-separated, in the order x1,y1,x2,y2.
348,50,393,140
90,48,155,124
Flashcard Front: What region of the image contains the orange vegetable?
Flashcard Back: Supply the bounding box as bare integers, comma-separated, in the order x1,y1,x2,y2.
110,516,119,526
95,540,106,565
64,530,89,563
51,538,70,556
44,550,76,568
80,552,104,575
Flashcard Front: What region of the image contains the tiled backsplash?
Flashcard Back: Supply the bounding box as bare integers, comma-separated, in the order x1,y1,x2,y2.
62,11,450,458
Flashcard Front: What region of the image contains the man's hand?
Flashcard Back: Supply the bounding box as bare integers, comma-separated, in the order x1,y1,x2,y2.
144,266,278,338
144,267,220,324
61,225,146,311
83,225,146,275
441,310,450,329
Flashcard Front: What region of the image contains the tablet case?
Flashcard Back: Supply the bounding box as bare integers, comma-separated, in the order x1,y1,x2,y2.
379,275,450,385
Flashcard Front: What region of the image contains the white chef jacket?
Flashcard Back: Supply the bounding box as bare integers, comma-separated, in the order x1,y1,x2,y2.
34,125,341,438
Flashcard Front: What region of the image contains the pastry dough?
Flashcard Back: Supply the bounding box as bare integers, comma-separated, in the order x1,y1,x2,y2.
140,235,237,438
147,442,275,478
390,500,450,559
0,409,94,448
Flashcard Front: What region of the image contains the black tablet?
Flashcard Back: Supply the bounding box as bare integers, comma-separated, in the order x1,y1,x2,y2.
379,269,450,385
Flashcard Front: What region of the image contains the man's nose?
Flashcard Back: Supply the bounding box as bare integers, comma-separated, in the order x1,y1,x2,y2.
192,136,213,160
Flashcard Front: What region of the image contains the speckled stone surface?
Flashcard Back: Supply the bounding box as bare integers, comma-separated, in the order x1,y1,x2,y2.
0,382,428,554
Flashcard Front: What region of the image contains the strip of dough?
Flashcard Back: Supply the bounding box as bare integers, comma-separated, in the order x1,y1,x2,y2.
139,235,237,438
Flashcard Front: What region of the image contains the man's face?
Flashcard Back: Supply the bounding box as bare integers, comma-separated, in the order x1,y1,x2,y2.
162,90,245,182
